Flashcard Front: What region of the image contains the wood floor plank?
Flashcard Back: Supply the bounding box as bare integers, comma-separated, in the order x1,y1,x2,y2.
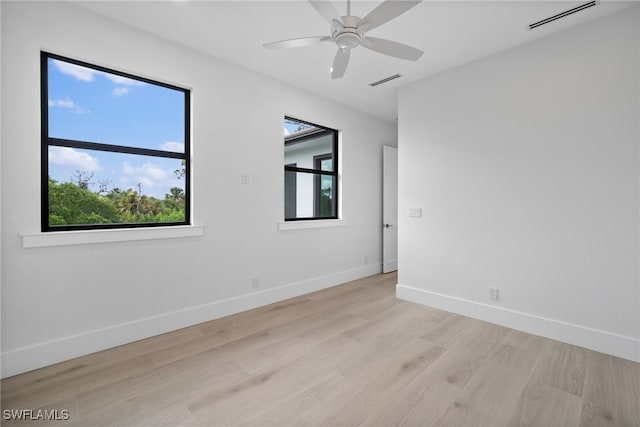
237,372,347,427
420,313,481,348
422,320,511,388
579,351,640,427
531,339,591,398
435,342,541,426
358,371,459,426
2,272,638,427
1,354,155,412
506,380,582,427
74,360,248,425
1,326,204,395
341,302,419,342
301,338,446,426
187,334,363,426
231,313,365,374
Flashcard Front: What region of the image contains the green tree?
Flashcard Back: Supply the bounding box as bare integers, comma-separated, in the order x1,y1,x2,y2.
70,170,94,190
48,177,120,225
113,189,141,216
164,187,185,211
48,177,186,226
174,159,186,180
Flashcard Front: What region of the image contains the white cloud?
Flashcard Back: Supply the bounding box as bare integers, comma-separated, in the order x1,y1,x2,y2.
48,98,89,114
112,87,129,97
122,162,169,189
48,147,101,172
52,59,144,95
52,59,98,82
160,141,184,152
284,126,291,136
142,164,168,181
119,161,183,199
107,75,144,96
104,74,145,86
122,162,136,176
48,99,75,108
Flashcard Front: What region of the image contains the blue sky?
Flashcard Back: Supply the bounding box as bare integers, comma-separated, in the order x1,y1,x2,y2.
47,57,186,199
284,117,314,136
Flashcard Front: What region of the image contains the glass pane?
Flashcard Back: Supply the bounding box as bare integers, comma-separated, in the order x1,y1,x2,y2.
319,158,332,171
284,133,334,171
47,57,185,153
284,118,317,135
284,171,335,219
316,174,335,217
48,147,186,226
284,166,297,219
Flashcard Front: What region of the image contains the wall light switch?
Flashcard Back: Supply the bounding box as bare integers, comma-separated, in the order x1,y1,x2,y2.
409,208,422,218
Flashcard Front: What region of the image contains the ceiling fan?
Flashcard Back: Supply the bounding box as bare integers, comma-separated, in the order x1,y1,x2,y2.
263,0,424,79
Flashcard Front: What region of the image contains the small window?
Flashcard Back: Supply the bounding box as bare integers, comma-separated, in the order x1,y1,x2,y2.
41,52,190,231
284,117,338,220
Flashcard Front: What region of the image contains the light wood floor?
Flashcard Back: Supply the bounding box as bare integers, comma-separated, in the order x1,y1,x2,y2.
2,273,639,426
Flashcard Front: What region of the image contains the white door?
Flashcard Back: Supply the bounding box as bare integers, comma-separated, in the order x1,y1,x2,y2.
382,146,398,273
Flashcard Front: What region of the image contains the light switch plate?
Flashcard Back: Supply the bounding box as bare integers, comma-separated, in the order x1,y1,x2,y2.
409,208,422,218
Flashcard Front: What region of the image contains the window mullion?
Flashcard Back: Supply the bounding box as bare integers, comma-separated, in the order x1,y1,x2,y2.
284,166,336,176
47,137,185,160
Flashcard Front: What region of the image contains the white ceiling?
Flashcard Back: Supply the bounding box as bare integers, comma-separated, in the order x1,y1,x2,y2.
73,0,637,122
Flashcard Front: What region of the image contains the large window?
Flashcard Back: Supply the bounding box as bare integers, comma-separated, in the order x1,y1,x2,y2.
41,52,190,231
284,117,338,220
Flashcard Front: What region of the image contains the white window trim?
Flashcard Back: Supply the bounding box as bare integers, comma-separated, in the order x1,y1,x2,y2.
21,225,204,248
278,219,346,231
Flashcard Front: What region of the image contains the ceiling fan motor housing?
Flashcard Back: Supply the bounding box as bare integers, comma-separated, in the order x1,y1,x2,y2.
332,15,365,49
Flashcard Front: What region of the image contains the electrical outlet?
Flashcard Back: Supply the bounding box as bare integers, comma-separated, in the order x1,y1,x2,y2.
489,287,499,300
251,278,259,289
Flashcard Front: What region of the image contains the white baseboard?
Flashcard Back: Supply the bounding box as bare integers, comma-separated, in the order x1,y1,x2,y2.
396,284,640,363
1,264,382,378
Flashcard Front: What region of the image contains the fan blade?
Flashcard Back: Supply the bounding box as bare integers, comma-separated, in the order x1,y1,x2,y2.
263,36,331,49
361,37,423,61
331,48,350,79
362,1,422,31
308,1,341,24
357,21,371,33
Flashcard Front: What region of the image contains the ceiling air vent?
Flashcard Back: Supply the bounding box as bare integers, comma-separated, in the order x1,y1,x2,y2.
529,1,597,30
370,74,401,87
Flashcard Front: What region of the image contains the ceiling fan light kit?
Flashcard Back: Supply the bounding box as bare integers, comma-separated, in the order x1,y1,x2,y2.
334,32,361,49
263,0,424,79
332,15,366,49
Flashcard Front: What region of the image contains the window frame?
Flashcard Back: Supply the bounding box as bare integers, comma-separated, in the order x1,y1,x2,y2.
313,153,335,217
283,116,338,221
41,51,191,232
285,162,298,219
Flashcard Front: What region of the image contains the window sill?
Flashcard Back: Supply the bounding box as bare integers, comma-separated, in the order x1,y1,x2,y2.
21,225,205,248
278,219,346,231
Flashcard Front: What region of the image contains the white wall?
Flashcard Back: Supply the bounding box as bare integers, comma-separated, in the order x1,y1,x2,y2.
0,1,397,377
397,7,640,362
